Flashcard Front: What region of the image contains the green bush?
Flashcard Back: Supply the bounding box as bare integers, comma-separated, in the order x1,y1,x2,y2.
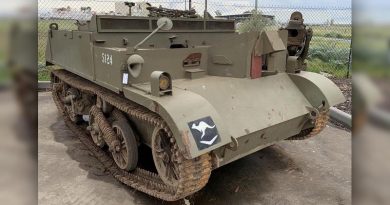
38,63,50,81
308,45,350,64
307,58,349,78
324,32,344,39
237,11,276,33
307,43,351,77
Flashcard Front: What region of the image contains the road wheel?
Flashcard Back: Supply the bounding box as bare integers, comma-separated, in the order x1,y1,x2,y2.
111,119,138,171
63,87,82,124
88,110,105,148
65,105,82,124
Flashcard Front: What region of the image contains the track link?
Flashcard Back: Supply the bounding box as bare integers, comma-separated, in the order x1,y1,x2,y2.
287,109,329,140
51,69,211,201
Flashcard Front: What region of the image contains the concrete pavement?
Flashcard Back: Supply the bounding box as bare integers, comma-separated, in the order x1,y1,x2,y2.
38,92,351,205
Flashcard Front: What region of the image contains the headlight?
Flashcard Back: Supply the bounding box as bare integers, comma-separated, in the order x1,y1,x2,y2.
150,71,172,97
159,75,171,91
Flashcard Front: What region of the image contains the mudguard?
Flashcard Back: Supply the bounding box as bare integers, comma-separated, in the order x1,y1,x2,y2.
289,71,345,109
124,72,343,160
123,87,231,159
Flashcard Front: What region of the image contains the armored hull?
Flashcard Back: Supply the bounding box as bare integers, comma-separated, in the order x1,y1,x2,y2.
46,13,345,201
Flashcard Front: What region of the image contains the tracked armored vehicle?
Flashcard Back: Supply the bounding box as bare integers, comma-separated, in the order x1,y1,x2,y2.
46,11,345,201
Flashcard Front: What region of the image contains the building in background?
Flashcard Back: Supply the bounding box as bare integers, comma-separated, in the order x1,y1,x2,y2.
39,6,93,20
215,12,275,22
114,1,151,16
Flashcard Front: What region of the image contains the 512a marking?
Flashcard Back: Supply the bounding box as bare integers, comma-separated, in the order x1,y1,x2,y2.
102,53,113,65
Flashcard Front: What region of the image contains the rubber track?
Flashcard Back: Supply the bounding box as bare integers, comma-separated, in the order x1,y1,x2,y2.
287,109,329,140
51,69,211,201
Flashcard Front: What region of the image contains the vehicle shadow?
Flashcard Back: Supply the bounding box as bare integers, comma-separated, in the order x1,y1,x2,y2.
50,116,301,205
190,145,303,205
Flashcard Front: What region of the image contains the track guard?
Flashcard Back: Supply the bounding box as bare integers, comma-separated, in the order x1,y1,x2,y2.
289,71,345,108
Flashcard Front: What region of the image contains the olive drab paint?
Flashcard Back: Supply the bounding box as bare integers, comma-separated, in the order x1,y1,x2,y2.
46,12,345,168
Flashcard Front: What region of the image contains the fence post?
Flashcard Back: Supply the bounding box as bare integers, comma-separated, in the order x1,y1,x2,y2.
204,0,208,18
347,39,352,78
255,0,258,11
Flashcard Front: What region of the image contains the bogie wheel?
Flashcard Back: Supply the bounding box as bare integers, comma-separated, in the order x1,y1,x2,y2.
151,127,180,187
88,110,105,148
63,87,82,124
111,119,138,171
65,105,83,124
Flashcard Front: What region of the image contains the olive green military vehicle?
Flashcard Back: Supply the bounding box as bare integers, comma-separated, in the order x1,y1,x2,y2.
46,10,345,201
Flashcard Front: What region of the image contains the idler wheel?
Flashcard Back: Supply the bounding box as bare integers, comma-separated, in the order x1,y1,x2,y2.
151,127,179,187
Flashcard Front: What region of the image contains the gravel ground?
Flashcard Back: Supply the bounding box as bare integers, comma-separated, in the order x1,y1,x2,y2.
329,77,352,131
330,77,352,114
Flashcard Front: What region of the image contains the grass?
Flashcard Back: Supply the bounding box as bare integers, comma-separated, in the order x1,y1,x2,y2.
306,32,351,78
0,65,10,83
38,63,50,81
0,21,10,83
307,58,349,78
310,25,351,39
353,60,390,77
352,25,390,77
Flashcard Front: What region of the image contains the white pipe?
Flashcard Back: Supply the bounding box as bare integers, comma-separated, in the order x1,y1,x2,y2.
369,108,390,128
38,81,51,90
329,107,352,128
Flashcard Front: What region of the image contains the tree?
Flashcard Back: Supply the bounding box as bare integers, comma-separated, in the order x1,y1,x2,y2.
238,11,275,34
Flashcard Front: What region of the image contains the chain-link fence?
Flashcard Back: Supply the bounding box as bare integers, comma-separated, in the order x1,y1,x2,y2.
38,0,352,80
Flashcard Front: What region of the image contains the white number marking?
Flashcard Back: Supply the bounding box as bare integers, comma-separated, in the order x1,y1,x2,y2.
101,53,113,65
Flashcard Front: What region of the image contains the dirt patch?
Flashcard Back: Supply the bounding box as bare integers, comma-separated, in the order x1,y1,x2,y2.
330,77,352,114
329,77,352,130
